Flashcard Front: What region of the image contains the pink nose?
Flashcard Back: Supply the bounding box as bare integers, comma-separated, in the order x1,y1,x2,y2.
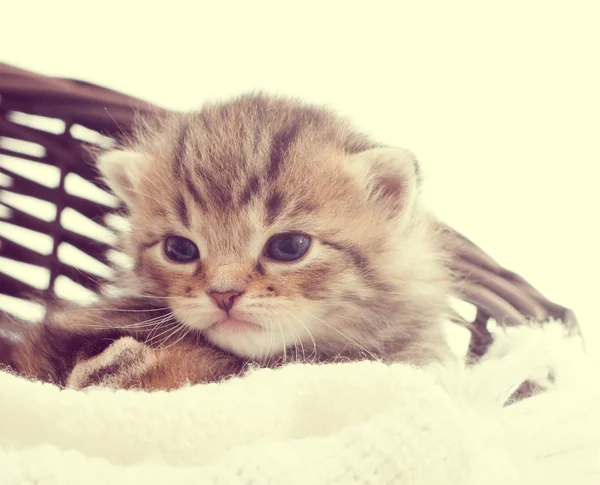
208,290,243,312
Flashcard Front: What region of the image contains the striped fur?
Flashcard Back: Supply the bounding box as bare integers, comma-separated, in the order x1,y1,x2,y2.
95,93,455,366
1,94,457,390
1,300,243,389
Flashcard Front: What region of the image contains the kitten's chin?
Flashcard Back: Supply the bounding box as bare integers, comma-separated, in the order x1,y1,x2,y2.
210,319,263,333
203,323,286,359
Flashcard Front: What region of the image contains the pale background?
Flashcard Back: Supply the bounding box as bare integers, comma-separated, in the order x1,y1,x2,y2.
1,1,598,349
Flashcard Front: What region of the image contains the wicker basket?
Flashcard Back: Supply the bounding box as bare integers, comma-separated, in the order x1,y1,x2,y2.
0,63,580,361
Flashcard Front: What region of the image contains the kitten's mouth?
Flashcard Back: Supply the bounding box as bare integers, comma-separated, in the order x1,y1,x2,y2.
210,318,263,333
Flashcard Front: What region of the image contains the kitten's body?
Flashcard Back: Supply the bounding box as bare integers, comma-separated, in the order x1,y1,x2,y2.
1,94,456,389
1,302,244,389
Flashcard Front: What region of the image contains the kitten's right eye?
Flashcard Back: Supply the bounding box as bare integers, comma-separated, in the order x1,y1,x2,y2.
164,236,199,263
265,233,311,262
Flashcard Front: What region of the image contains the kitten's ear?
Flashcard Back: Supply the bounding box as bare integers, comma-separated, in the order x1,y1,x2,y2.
96,150,147,207
346,147,419,219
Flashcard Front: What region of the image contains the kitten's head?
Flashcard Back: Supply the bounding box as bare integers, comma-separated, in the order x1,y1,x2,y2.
98,94,452,363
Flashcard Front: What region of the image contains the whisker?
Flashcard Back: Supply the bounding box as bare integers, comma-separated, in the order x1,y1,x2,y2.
151,321,183,348
52,311,173,332
60,270,108,292
124,187,164,205
266,314,275,367
280,309,302,363
143,320,175,345
256,313,268,362
122,313,177,329
154,322,183,349
67,318,174,332
103,312,176,331
103,107,126,137
293,325,303,362
75,311,171,325
62,307,172,314
275,319,287,365
120,294,178,300
283,309,316,363
158,322,191,350
144,316,178,346
289,321,299,362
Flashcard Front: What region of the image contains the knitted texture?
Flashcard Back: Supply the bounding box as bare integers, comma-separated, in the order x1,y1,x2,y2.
0,321,598,484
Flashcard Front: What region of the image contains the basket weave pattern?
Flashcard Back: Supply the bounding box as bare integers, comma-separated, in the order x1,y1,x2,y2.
0,63,579,360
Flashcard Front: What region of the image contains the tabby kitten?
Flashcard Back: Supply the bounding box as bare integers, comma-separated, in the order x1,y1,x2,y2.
2,93,455,389
98,93,454,363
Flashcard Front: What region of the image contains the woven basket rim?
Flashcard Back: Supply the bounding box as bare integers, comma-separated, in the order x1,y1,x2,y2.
0,63,581,363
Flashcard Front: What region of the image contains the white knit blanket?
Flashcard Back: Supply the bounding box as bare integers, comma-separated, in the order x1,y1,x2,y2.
0,322,599,484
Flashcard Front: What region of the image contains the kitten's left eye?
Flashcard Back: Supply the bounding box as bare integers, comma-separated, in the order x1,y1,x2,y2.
266,233,311,262
164,236,199,262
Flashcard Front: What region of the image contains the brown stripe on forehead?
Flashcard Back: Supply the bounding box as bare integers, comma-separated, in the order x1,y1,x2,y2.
201,170,233,209
289,200,318,219
174,195,190,227
265,190,285,225
172,119,190,181
267,123,301,181
170,119,208,211
239,174,261,205
184,176,207,210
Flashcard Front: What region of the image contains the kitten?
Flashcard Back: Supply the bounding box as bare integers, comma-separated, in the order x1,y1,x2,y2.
1,93,455,389
99,93,455,363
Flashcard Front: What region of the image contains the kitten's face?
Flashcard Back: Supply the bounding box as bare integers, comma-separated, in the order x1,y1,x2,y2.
99,95,451,363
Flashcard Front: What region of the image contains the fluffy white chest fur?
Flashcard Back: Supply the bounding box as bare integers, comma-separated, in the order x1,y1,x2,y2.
0,321,598,484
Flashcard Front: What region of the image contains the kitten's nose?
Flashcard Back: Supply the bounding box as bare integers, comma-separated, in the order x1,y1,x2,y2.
208,290,243,312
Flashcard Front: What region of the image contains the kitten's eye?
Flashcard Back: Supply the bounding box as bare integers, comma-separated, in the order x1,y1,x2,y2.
266,233,311,262
164,236,199,262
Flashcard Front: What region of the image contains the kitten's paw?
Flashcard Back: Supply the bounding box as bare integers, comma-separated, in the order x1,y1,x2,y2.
67,337,156,390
